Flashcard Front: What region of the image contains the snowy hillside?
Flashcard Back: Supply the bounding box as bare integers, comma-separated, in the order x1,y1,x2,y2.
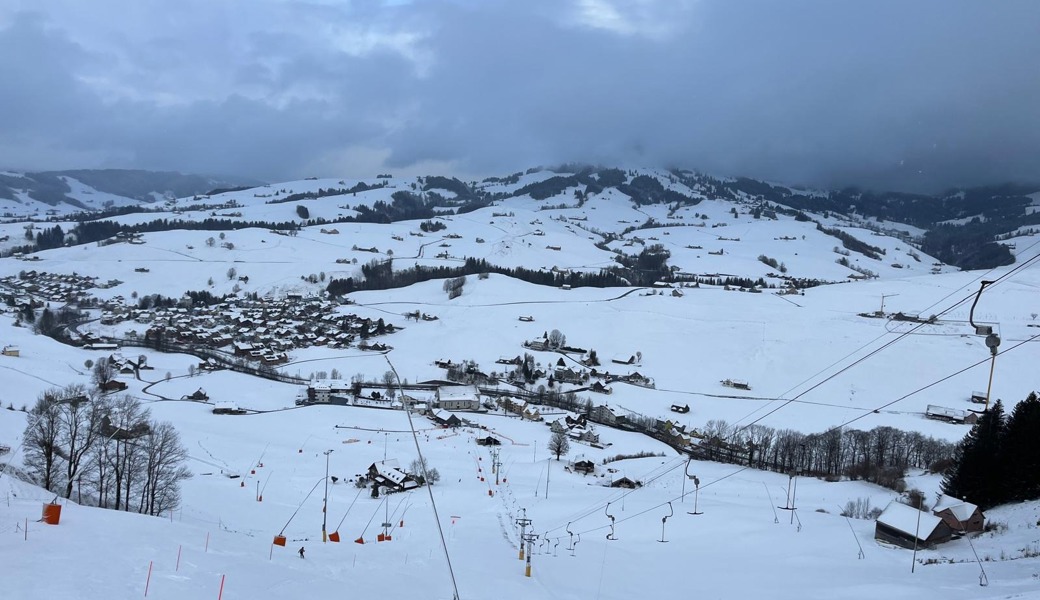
1,167,1039,599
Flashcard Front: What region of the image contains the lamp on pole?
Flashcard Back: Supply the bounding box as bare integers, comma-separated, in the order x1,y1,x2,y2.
322,449,333,542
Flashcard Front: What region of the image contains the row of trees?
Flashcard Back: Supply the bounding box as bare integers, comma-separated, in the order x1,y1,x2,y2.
22,385,192,516
325,257,632,297
696,419,955,489
942,394,1040,509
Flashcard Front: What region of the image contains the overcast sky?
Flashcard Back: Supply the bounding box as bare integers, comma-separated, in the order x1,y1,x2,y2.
1,0,1037,192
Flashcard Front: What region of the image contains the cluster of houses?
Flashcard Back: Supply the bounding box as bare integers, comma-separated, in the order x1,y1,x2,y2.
549,414,600,445
95,294,397,366
1,270,98,306
304,381,484,415
874,497,985,549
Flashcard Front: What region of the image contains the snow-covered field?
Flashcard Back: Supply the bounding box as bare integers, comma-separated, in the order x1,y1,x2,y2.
1,175,1039,599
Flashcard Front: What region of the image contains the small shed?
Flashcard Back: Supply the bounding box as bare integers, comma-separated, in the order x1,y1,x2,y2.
1,345,19,357
932,497,985,533
476,435,501,446
670,404,690,414
875,501,952,549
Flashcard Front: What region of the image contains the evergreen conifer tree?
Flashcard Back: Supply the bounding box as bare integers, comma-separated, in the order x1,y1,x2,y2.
1001,392,1040,502
941,400,1005,509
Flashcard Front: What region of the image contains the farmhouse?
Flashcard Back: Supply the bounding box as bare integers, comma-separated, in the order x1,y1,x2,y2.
874,502,952,549
572,459,595,475
100,379,129,393
720,378,751,390
367,459,419,493
932,497,985,533
925,405,978,425
611,354,637,365
182,388,209,401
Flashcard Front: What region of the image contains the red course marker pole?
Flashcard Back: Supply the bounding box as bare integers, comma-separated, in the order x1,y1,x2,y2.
217,574,226,600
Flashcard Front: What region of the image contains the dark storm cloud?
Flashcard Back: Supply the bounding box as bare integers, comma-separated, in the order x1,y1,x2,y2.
0,0,1037,192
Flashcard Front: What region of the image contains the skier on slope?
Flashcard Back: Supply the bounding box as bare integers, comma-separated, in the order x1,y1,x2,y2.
298,546,305,559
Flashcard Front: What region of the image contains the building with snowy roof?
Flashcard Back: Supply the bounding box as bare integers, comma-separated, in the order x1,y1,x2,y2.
932,497,985,533
874,501,952,549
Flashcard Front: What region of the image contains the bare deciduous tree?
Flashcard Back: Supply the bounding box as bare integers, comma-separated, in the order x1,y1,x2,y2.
548,430,571,461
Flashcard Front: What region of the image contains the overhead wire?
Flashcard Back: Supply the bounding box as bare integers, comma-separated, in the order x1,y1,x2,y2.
539,248,1040,541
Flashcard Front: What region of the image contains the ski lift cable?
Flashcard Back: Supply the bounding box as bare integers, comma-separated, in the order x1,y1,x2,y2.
333,486,365,532
544,332,1040,544
541,456,688,535
385,356,461,600
731,249,1040,432
278,477,325,536
540,253,1040,546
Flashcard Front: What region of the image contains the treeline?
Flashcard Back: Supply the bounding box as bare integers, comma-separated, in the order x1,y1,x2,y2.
694,420,956,490
922,223,1017,270
22,385,191,516
816,223,885,260
942,394,1040,509
265,181,386,205
135,290,228,310
11,218,302,255
326,257,631,296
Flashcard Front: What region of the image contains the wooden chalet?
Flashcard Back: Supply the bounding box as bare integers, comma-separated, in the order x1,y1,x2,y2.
432,409,462,428
670,404,690,414
874,502,952,549
182,388,209,401
476,435,502,446
932,497,985,533
100,379,128,393
610,477,641,489
572,459,595,475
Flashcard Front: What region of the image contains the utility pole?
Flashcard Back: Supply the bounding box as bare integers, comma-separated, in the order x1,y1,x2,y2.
493,450,502,485
322,449,333,542
516,509,532,560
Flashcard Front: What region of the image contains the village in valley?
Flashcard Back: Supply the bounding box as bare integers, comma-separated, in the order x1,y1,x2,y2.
1,166,1038,600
